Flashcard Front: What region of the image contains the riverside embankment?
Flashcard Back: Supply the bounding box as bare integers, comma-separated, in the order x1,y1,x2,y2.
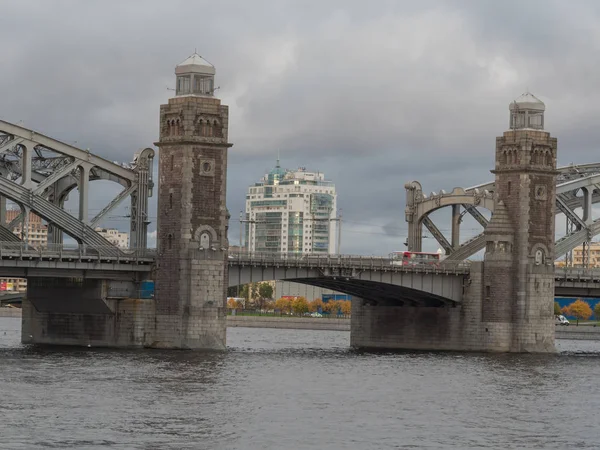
228,316,600,338
227,315,350,331
555,327,600,341
0,308,22,318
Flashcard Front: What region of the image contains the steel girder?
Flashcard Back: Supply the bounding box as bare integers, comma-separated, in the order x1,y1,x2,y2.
409,163,600,263
0,120,154,248
405,182,495,253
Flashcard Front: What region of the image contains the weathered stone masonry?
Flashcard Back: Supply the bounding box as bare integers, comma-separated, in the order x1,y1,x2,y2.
153,54,232,350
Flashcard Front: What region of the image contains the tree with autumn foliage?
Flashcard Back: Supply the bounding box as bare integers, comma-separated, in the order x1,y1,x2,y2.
563,299,592,326
275,297,292,314
339,300,352,316
291,297,309,315
322,300,340,315
309,298,324,313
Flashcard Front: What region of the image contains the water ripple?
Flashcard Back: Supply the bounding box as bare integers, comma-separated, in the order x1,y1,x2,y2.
1,319,600,449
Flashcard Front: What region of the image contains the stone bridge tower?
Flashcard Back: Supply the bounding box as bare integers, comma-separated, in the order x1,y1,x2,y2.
154,54,232,349
483,93,557,352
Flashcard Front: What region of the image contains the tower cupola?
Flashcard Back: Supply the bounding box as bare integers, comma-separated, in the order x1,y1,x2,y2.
509,92,545,130
175,53,216,97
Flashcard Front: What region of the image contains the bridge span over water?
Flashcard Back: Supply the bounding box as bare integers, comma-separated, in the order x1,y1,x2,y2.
2,58,595,354
1,242,600,305
227,252,600,302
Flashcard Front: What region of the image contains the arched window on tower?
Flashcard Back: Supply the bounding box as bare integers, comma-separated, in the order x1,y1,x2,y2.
200,232,210,249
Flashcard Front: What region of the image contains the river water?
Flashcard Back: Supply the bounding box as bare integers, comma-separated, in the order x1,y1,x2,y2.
1,317,600,449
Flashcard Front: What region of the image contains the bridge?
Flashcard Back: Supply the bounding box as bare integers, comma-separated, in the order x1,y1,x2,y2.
227,252,600,300
228,252,467,306
3,56,595,353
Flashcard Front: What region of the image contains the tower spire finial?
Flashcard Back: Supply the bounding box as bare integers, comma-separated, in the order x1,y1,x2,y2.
276,149,280,167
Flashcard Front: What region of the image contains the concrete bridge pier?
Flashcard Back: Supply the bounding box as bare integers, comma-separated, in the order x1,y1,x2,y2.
350,263,512,352
21,277,154,347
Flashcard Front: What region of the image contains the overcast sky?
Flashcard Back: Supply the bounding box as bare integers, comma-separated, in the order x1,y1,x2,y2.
1,0,600,255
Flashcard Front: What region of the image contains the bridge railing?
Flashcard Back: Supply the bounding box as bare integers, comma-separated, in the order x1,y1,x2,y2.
554,267,600,281
0,241,157,261
228,252,471,273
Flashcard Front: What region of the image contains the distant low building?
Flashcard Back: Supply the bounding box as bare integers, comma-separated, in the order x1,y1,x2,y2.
569,242,600,267
1,209,48,292
94,227,129,248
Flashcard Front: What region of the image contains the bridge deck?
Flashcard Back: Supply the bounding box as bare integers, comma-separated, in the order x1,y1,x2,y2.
228,253,471,274
0,243,155,278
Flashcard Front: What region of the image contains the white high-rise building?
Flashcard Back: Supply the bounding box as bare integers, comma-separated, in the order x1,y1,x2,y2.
244,160,339,254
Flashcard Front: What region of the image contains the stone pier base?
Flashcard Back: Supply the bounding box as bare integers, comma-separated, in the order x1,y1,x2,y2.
21,277,155,348
20,277,228,350
151,307,226,350
350,263,556,353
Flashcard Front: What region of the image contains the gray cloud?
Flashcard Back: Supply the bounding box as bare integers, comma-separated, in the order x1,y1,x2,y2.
1,0,599,255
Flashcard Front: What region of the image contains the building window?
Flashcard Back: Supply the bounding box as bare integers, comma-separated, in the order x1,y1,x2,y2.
170,193,173,209
177,76,191,95
193,75,213,95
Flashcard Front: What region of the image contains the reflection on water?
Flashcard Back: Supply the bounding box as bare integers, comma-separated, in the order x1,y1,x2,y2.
1,317,600,449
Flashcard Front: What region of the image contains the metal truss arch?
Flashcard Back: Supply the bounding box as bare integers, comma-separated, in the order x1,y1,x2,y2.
405,181,495,253
0,176,119,251
412,162,600,264
0,120,154,249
